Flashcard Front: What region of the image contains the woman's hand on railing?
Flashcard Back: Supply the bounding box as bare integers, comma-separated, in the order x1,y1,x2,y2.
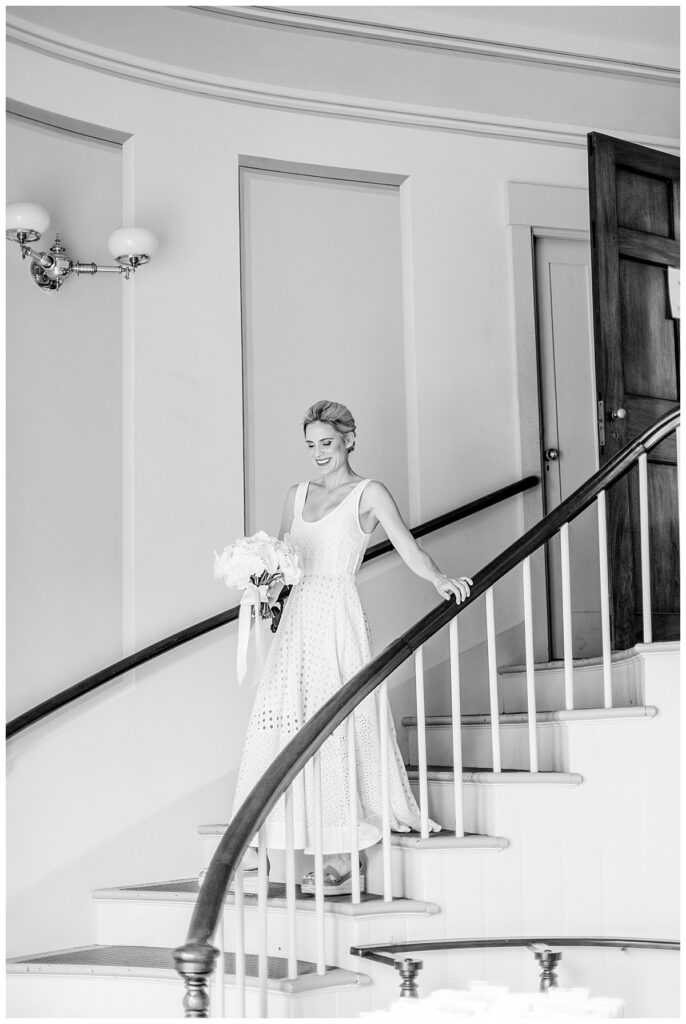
433,574,473,603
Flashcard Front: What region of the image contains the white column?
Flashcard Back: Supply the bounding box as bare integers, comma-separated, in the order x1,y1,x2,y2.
560,523,574,710
597,492,613,708
449,618,465,837
257,826,269,1018
379,681,393,900
284,786,298,978
313,751,326,975
485,588,501,773
415,647,430,838
638,453,653,643
522,557,539,773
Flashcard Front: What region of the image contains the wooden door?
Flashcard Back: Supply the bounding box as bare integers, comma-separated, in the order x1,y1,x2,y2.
588,132,680,649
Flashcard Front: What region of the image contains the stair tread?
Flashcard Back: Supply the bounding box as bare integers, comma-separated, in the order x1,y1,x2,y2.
407,766,583,785
198,823,505,841
93,879,440,916
402,706,657,727
7,944,367,989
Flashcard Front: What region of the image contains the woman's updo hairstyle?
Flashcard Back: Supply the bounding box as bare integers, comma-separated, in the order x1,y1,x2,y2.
303,400,357,453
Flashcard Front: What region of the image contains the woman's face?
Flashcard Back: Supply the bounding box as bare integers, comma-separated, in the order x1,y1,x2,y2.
304,421,350,475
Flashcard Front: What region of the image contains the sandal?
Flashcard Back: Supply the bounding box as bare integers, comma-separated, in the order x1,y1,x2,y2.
300,861,366,897
229,855,270,896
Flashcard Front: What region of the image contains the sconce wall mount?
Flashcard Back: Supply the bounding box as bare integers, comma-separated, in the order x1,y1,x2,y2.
7,203,158,293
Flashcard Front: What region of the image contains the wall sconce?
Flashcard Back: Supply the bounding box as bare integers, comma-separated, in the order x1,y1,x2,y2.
6,202,158,293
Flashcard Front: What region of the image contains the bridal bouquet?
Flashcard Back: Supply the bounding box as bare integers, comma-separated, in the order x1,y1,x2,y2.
214,531,302,683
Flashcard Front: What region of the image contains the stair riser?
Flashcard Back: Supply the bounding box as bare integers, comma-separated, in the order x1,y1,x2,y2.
200,839,312,882
498,661,640,714
6,974,373,1018
408,777,581,837
407,722,562,770
94,898,436,973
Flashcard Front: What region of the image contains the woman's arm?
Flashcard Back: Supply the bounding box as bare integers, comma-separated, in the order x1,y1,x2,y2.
363,481,473,603
278,484,299,540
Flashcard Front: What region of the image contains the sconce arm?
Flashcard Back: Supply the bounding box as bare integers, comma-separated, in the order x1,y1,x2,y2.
73,262,127,276
20,244,53,269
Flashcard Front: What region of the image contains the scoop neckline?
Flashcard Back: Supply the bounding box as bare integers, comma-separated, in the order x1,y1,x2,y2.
301,479,366,524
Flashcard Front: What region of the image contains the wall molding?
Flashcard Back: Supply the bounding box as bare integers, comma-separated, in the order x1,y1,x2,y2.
198,6,680,85
7,16,680,154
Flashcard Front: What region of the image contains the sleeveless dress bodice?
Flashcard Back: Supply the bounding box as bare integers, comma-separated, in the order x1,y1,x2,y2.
288,478,372,576
230,476,440,853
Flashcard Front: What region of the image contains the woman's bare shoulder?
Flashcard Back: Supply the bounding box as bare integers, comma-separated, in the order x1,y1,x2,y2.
360,479,394,508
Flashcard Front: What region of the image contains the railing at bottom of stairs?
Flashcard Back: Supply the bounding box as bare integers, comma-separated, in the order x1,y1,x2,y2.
350,936,681,1000
173,409,679,1018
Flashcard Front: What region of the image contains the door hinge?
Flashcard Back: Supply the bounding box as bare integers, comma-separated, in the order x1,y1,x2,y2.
597,400,606,448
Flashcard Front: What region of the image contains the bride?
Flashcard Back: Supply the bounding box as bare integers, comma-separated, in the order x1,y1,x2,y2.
230,400,472,895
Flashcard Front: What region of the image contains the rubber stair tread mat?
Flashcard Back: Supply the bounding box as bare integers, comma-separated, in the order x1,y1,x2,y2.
408,764,565,773
112,879,393,903
8,945,325,977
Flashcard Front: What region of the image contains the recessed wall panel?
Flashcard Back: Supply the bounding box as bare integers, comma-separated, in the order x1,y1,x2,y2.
241,166,409,535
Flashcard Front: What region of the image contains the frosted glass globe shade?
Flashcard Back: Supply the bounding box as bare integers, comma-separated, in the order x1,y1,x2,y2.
6,202,50,237
107,227,158,260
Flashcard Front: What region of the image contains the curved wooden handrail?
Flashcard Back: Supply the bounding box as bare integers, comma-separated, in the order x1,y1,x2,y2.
6,475,538,740
173,407,679,990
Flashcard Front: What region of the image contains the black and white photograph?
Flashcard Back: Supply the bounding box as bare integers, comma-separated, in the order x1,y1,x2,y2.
5,3,680,1018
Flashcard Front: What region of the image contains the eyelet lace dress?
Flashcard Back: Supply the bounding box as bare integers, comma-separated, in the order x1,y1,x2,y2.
230,477,440,854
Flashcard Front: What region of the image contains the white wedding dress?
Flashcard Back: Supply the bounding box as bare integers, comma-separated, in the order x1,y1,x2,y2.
230,478,439,854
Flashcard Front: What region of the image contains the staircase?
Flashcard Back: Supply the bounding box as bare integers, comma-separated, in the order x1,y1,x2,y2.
7,412,680,1017
7,643,679,1018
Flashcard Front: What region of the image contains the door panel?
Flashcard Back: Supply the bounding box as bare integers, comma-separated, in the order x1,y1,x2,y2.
619,262,678,398
588,132,680,649
616,169,672,236
535,236,600,658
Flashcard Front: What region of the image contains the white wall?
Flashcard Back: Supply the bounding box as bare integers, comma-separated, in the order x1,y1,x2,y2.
6,115,124,720
5,8,679,957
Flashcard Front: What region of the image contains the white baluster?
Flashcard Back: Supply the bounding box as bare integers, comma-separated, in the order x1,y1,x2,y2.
257,826,269,1017
560,523,574,710
379,681,393,900
449,618,465,837
415,647,430,838
485,588,501,773
638,453,653,643
522,557,539,773
233,864,246,1019
313,750,326,975
597,492,613,708
347,714,362,904
284,785,298,978
214,909,225,1018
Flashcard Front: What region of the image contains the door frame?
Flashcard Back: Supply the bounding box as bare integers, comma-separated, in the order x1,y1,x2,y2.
507,182,594,661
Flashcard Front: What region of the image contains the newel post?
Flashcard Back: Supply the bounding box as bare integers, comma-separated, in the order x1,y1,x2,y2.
533,948,562,991
394,957,423,998
173,941,220,1018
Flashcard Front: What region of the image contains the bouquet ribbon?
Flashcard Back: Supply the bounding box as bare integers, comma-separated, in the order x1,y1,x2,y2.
236,581,283,686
